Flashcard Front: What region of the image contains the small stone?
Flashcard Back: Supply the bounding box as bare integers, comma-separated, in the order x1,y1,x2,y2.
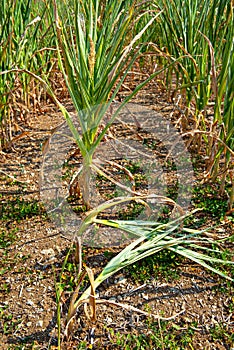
109,297,116,302
142,293,149,300
118,277,127,284
55,246,61,253
106,317,112,323
41,248,55,256
36,320,43,327
26,322,32,327
26,300,34,306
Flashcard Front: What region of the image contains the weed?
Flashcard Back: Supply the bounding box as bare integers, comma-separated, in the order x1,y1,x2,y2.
76,342,89,349
0,228,18,249
125,250,181,283
192,184,230,220
0,305,22,335
108,317,197,349
0,198,44,221
209,323,234,345
125,161,142,173
209,246,234,289
118,201,146,220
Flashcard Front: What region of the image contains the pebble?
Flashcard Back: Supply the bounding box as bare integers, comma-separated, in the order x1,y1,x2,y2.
105,317,113,323
41,248,55,256
142,293,149,300
216,227,225,233
36,320,43,327
118,276,127,284
109,297,116,302
26,300,34,306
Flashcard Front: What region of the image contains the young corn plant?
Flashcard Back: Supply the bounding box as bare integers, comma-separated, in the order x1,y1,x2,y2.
52,0,166,208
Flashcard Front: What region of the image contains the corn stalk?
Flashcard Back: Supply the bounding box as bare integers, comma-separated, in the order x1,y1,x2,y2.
52,0,165,208
0,0,56,150
145,0,234,208
65,204,234,337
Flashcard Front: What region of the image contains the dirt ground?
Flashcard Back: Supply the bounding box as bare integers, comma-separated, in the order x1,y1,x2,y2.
0,80,233,349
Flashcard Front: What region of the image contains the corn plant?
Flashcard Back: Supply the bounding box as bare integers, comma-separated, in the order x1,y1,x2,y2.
150,0,230,115
64,202,234,337
0,0,56,150
143,0,234,207
211,16,234,208
51,0,168,208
